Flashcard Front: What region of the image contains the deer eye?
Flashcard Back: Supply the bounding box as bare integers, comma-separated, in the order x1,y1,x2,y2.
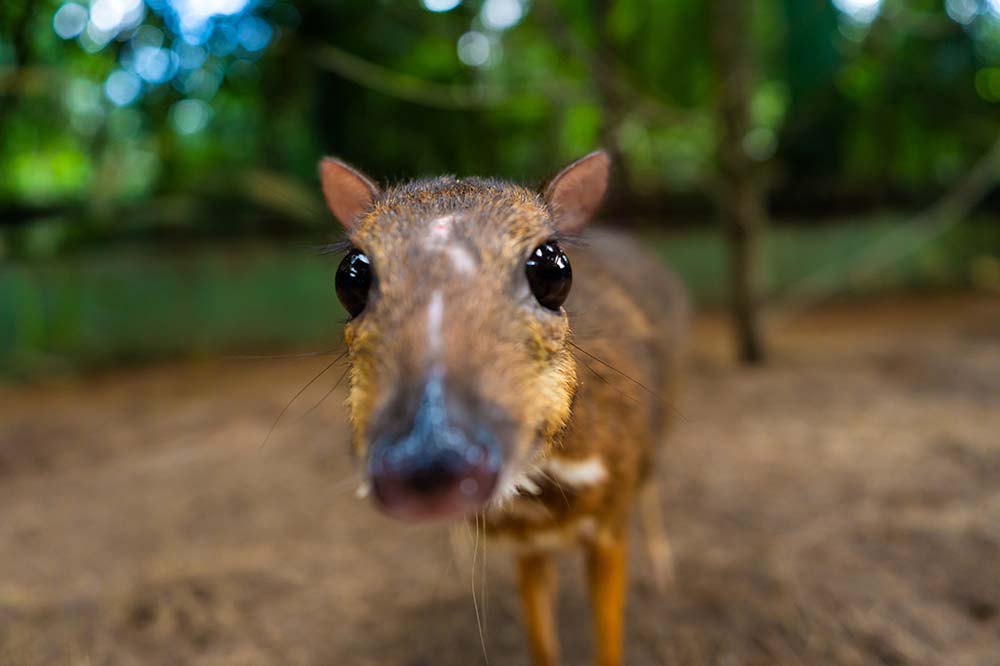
526,242,572,310
336,249,373,318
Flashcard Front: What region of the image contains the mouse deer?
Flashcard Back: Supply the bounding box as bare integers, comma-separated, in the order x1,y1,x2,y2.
320,150,688,666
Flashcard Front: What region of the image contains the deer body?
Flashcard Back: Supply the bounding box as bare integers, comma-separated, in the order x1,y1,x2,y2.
320,152,688,666
484,229,687,665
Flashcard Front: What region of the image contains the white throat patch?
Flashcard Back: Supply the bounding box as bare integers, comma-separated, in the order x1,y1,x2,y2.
541,455,608,488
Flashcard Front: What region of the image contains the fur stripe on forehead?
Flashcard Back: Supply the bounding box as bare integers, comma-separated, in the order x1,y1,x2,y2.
423,214,479,276
348,176,558,275
427,214,456,241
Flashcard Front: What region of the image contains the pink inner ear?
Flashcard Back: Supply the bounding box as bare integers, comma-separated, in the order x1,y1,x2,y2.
320,157,380,230
544,150,610,234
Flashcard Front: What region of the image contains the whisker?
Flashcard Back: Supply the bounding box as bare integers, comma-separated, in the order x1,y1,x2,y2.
536,468,572,509
481,512,488,639
316,235,353,257
472,514,489,665
260,351,348,448
552,229,587,248
574,353,642,406
569,342,660,398
569,342,688,422
432,530,461,601
227,348,345,360
295,365,351,423
329,472,362,496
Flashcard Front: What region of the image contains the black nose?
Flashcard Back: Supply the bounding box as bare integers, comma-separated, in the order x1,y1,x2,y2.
367,377,502,521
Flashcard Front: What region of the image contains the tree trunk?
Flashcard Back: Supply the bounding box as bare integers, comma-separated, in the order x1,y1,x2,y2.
0,2,34,132
710,0,768,365
590,0,628,190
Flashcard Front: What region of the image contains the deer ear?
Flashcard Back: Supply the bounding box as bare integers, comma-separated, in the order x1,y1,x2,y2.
319,157,380,230
542,150,611,234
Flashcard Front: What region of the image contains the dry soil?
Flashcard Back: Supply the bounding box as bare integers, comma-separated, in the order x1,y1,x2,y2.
1,295,999,665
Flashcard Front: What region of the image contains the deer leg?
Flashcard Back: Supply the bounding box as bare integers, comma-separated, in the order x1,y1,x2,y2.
516,552,560,666
585,534,628,666
639,478,675,593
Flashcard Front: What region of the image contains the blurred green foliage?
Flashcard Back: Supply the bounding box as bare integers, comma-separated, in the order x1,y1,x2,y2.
3,215,997,377
3,0,1000,258
2,0,1000,374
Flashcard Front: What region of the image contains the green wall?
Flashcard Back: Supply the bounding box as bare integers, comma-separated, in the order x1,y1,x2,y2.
2,218,998,378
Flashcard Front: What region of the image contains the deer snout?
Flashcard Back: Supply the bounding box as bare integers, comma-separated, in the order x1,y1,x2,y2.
366,376,503,521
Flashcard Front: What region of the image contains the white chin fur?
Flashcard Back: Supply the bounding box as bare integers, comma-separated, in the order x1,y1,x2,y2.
540,455,608,488
488,453,608,510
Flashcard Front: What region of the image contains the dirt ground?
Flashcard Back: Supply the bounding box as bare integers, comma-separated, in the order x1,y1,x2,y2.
1,294,999,666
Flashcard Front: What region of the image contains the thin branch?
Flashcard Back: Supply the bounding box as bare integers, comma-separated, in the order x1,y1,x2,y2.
772,135,1000,328
310,43,506,111
533,2,696,126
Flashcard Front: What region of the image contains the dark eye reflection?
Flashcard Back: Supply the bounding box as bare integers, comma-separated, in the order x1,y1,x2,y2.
336,249,373,318
526,242,572,310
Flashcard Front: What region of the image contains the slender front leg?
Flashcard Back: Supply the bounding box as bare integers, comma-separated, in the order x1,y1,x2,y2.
585,535,628,666
516,552,560,666
639,479,675,593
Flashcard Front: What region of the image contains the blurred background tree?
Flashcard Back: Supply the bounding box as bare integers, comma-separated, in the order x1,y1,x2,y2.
2,0,1000,374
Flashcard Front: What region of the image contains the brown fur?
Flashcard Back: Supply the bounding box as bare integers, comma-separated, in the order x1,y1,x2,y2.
329,165,689,665
344,177,581,478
